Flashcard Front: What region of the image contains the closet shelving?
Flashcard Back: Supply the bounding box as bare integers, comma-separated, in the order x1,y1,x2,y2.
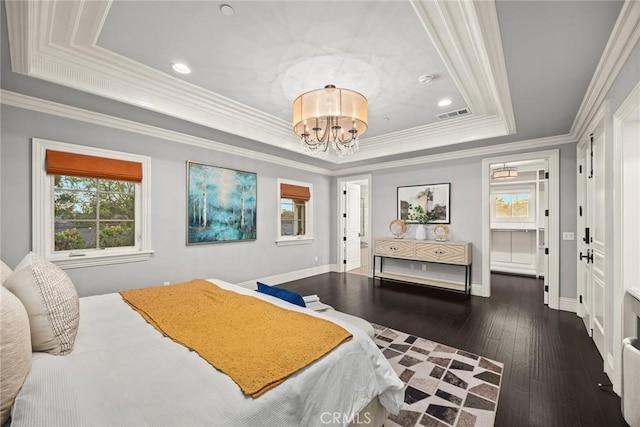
490,167,547,277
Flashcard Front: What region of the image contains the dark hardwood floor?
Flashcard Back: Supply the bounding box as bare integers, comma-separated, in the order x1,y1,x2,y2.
282,272,627,427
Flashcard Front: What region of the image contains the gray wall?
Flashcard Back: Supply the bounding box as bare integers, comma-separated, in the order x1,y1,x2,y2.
0,105,331,296
333,142,578,297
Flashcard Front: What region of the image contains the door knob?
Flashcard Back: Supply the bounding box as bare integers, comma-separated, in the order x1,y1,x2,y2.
579,250,593,264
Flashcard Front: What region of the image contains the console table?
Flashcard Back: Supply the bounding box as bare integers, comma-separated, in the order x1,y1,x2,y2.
373,238,472,294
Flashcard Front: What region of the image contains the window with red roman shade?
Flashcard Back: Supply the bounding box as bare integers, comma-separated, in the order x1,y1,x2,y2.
280,183,310,201
46,150,143,182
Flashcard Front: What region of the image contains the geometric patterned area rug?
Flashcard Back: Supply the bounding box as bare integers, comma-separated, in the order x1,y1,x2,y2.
373,324,503,427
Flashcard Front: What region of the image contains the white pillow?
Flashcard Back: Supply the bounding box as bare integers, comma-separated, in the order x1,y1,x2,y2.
0,286,32,424
4,252,79,355
0,260,12,286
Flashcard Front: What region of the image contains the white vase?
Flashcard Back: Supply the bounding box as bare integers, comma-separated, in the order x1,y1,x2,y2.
415,224,427,240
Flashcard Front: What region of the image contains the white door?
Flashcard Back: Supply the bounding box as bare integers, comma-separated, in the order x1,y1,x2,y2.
577,141,592,335
590,125,606,358
577,125,607,359
345,183,361,271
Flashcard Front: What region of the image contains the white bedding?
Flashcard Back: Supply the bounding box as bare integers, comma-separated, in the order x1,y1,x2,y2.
11,279,404,427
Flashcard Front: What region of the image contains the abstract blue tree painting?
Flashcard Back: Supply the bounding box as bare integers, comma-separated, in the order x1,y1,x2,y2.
187,162,257,244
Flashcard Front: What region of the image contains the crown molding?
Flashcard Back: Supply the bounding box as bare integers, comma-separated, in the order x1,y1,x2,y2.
472,0,516,135
5,0,516,165
2,89,576,179
570,0,640,142
340,114,508,164
411,0,515,131
5,0,30,74
0,89,332,176
331,134,575,176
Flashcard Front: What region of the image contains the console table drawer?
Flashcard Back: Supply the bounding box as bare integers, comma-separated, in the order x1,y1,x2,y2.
415,242,469,265
375,240,414,258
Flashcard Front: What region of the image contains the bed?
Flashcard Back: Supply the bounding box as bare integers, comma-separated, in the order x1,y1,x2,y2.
8,278,404,427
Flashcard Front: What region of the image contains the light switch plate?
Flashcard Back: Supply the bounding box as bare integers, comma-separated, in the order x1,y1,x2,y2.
562,232,575,241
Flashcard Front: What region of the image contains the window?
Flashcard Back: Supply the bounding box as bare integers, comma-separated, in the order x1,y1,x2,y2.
494,193,530,218
54,177,135,251
33,139,153,268
277,179,313,245
490,186,536,226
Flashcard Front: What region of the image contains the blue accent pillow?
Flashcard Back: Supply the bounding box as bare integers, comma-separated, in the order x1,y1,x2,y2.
256,282,306,307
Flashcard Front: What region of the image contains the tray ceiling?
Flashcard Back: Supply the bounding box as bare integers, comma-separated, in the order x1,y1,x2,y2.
3,1,626,166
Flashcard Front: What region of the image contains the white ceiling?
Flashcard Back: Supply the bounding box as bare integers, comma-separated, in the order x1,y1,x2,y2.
2,0,626,168
98,1,464,139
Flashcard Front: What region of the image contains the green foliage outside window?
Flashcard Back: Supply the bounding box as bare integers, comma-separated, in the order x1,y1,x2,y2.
54,228,87,251
54,176,135,251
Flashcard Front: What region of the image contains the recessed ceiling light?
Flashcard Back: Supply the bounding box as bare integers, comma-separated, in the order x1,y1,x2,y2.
220,4,235,16
438,98,453,107
172,63,191,74
418,74,434,85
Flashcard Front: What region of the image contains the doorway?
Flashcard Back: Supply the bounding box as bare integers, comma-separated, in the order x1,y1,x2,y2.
488,159,549,302
576,111,607,361
481,150,560,307
611,83,640,393
336,175,372,276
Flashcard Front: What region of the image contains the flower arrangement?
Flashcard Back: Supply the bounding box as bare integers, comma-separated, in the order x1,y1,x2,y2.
407,204,437,224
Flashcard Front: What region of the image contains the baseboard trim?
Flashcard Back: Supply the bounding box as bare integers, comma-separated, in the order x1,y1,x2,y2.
605,353,621,395
235,264,333,290
471,284,485,297
238,266,485,298
558,297,577,313
490,266,538,277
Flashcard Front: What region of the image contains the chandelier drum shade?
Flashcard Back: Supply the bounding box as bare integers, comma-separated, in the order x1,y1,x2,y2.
293,85,368,157
491,164,518,180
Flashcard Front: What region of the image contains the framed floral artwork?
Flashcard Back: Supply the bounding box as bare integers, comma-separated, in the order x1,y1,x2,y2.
397,183,450,224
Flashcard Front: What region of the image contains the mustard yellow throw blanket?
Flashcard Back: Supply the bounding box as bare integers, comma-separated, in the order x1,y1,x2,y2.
120,279,352,397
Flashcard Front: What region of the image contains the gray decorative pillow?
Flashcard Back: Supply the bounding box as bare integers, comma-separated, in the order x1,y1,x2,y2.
0,260,12,286
0,286,32,425
4,252,79,355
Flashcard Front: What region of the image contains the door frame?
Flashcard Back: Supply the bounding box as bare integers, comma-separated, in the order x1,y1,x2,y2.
576,140,590,324
611,81,640,394
481,149,560,308
335,174,372,274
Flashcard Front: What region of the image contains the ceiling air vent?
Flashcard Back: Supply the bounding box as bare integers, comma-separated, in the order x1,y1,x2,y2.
436,108,471,121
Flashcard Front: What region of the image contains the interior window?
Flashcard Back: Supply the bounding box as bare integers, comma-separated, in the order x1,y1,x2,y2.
494,193,530,218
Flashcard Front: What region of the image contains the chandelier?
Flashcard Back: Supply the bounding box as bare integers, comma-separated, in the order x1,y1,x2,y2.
292,85,368,157
492,163,518,180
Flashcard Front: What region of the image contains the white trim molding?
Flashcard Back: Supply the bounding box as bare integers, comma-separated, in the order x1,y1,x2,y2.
1,89,577,180
335,174,373,274
611,79,640,395
1,90,332,175
482,149,560,308
334,134,575,176
235,264,333,290
32,138,154,269
559,297,577,313
5,0,516,165
570,0,640,143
